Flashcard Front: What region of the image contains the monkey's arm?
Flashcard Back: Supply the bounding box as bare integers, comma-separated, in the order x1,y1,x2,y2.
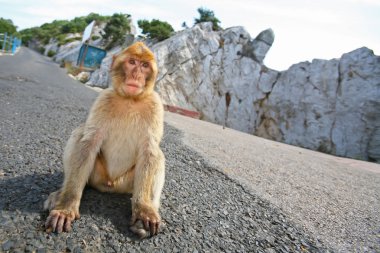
131,134,165,236
130,99,165,236
45,97,108,233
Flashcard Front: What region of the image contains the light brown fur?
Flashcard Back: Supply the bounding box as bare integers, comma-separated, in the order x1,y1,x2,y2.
44,42,165,238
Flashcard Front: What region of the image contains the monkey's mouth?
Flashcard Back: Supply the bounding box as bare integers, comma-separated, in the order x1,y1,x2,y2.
124,82,142,94
125,80,140,88
127,84,140,88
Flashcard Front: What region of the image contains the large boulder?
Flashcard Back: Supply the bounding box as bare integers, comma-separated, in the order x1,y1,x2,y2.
153,22,276,133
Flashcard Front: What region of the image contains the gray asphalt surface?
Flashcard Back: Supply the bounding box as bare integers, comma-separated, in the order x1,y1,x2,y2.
165,114,380,253
0,47,363,253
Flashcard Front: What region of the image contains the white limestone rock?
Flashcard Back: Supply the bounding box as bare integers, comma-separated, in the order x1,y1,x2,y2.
153,23,274,133
54,40,82,64
257,47,380,161
333,48,380,160
257,59,340,153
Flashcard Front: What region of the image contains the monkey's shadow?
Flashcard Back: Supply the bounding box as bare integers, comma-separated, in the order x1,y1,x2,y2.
0,172,135,237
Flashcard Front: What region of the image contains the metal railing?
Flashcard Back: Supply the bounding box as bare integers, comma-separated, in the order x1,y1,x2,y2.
0,32,22,54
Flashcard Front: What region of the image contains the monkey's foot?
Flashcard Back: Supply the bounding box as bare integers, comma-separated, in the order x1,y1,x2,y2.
129,220,166,239
130,203,162,238
45,209,78,233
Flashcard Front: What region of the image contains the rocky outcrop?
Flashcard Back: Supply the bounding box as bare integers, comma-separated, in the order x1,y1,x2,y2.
258,48,380,161
87,23,380,162
54,40,82,64
152,23,279,134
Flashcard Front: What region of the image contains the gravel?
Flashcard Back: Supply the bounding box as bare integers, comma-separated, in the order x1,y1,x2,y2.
0,48,331,252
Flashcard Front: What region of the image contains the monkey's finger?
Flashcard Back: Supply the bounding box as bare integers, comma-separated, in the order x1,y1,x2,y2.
56,215,65,233
150,221,156,236
46,214,59,232
64,218,72,232
143,219,150,231
155,222,160,235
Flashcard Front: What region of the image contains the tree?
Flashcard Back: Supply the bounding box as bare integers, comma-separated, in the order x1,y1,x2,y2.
61,17,87,34
137,19,174,42
181,22,189,29
194,7,221,31
0,18,17,34
85,13,109,24
103,13,131,49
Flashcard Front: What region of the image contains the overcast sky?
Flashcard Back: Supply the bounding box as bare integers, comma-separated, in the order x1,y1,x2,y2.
1,0,379,70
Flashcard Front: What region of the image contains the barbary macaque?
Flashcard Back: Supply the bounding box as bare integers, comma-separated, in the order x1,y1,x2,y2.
44,42,165,238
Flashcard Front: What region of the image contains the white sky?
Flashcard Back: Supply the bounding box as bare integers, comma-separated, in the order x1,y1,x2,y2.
0,0,379,70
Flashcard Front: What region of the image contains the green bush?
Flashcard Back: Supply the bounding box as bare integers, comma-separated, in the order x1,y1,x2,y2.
0,18,17,34
103,13,131,49
47,50,56,57
19,13,111,47
137,19,174,42
194,7,221,31
91,35,101,40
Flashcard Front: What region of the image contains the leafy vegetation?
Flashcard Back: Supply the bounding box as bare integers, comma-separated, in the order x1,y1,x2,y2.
47,50,56,57
19,13,112,46
137,19,174,42
0,18,18,35
194,7,221,31
103,13,131,49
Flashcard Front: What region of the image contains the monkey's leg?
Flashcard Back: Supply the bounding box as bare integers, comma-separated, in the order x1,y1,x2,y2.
43,189,61,211
88,146,136,193
88,152,115,192
151,150,165,210
130,147,165,238
45,125,103,233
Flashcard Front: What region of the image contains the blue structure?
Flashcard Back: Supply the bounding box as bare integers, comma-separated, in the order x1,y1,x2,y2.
77,44,107,69
0,32,21,54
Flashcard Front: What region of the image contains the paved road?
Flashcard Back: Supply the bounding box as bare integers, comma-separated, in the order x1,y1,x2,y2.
0,47,377,252
165,114,380,253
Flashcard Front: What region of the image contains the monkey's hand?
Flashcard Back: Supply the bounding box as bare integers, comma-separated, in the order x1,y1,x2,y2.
130,203,161,238
45,209,79,233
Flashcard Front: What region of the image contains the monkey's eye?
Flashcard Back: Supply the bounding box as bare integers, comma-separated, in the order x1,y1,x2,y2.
129,59,136,65
142,62,150,68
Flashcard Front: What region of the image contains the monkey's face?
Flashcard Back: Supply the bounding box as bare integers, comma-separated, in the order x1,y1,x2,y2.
111,42,158,99
122,57,152,96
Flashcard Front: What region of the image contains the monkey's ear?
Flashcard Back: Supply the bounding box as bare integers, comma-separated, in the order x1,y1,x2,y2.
110,55,117,70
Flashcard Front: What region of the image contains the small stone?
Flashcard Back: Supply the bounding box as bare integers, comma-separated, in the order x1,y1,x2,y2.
2,240,14,251
73,246,83,253
36,248,47,253
25,245,34,253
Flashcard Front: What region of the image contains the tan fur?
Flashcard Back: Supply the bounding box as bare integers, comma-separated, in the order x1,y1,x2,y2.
44,42,165,238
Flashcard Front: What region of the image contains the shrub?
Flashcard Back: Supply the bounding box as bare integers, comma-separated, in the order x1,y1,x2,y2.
137,19,174,42
0,18,17,34
47,50,56,57
91,35,101,40
194,7,222,31
103,13,131,49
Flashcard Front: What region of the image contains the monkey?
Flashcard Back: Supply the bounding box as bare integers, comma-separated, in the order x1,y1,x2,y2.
44,42,165,238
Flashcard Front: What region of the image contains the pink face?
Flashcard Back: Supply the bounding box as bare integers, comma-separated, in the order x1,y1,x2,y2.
123,58,152,96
